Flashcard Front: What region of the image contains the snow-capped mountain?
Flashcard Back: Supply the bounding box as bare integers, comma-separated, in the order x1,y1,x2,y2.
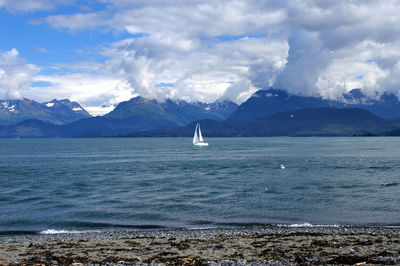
227,88,400,121
105,96,238,126
0,98,91,125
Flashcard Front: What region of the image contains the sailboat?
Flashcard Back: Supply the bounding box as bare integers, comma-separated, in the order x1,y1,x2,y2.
193,123,208,146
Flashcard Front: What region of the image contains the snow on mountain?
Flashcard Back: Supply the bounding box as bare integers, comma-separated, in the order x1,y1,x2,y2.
0,98,91,125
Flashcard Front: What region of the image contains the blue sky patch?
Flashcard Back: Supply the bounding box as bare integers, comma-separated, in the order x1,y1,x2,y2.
217,34,267,42
155,83,175,87
31,81,53,87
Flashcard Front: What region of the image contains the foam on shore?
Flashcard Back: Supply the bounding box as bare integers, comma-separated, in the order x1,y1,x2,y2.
40,229,101,235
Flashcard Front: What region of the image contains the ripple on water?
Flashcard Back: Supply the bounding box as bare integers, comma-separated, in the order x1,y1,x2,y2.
0,137,399,232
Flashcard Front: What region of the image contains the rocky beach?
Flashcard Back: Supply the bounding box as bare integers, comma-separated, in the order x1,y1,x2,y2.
0,226,399,265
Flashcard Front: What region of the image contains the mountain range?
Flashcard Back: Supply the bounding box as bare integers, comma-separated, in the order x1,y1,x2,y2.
0,98,90,125
227,88,400,121
0,97,238,137
2,87,400,137
105,97,238,126
128,108,395,137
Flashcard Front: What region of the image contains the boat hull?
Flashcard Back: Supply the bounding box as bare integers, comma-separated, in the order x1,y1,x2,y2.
194,142,208,147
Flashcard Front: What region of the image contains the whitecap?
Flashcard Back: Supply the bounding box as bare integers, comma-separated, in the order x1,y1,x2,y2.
279,223,340,228
288,223,313,227
40,229,93,234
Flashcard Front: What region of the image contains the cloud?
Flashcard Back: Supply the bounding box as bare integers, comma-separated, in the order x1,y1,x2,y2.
42,11,110,31
81,0,288,103
0,0,74,13
5,0,400,105
0,49,131,114
274,31,332,96
377,62,400,94
42,1,286,36
29,0,289,103
32,73,133,113
101,34,288,103
0,49,40,99
275,1,400,98
221,79,258,104
34,47,48,53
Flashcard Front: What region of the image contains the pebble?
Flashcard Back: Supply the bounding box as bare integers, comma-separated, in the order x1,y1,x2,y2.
0,225,399,244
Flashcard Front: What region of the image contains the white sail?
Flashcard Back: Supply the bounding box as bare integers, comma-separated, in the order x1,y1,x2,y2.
193,122,208,146
193,123,199,144
198,123,204,142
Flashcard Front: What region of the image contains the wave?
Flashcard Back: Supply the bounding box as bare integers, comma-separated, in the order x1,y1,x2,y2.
280,223,340,228
212,222,343,228
381,182,399,187
40,229,91,234
288,223,314,227
1,223,399,237
39,226,169,234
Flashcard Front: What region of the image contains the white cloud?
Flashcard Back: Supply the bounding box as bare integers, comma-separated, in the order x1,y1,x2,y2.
0,0,74,13
0,49,40,99
43,11,109,31
43,1,286,36
34,47,48,53
85,105,115,116
29,0,290,103
32,73,133,114
377,62,400,94
5,0,400,106
271,1,400,98
101,34,288,103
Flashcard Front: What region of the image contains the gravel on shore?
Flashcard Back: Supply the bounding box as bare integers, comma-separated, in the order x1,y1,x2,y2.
0,225,399,265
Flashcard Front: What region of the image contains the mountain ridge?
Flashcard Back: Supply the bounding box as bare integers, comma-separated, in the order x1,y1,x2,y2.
0,97,238,137
106,96,238,125
2,88,400,138
0,98,91,125
227,88,400,121
127,108,395,138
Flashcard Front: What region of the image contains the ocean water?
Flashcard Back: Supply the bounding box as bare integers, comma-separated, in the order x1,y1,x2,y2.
0,137,399,234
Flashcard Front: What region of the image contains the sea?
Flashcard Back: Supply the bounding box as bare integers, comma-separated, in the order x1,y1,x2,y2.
0,137,399,235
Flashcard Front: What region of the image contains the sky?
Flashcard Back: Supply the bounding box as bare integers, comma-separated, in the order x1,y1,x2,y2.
1,0,400,115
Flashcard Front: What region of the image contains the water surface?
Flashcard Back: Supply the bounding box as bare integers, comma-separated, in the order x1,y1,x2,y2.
0,137,399,233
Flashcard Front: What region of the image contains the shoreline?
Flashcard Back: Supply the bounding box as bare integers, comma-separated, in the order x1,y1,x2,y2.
1,225,399,265
1,225,400,243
